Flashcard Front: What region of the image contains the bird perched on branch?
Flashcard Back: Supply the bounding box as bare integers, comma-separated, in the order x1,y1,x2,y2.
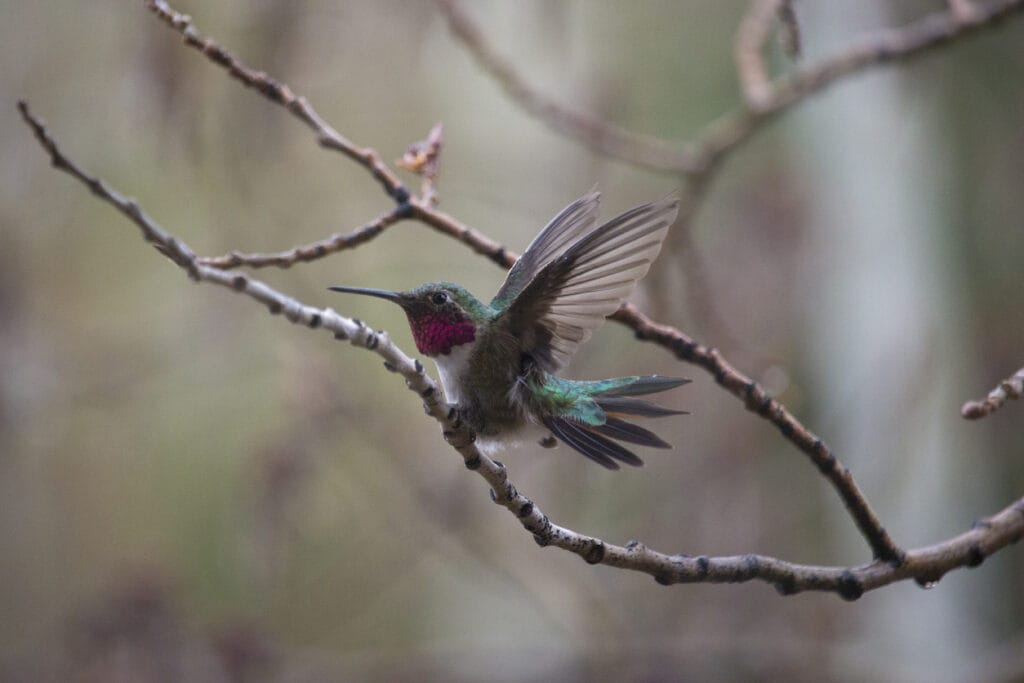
330,192,688,469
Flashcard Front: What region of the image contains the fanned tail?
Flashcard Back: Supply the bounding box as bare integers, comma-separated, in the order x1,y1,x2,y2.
542,416,643,470
593,375,691,398
546,375,689,470
594,374,689,420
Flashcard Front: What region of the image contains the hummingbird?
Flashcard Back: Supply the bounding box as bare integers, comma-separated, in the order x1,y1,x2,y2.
329,192,688,469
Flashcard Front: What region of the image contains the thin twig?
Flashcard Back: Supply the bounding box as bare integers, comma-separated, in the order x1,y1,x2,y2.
21,99,1024,598
145,0,410,203
397,122,444,207
144,0,902,562
197,208,407,270
962,367,1024,420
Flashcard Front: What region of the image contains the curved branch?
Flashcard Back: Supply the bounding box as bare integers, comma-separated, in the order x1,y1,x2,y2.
197,208,408,270
145,0,410,203
439,0,1024,176
962,366,1024,420
613,304,904,562
19,100,1024,597
432,0,707,174
735,0,779,108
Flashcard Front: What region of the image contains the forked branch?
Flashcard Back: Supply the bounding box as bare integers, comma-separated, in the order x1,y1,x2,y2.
439,0,1024,176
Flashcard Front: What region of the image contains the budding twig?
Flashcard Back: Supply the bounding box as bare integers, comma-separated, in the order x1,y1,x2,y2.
962,367,1024,420
397,123,444,207
197,209,407,270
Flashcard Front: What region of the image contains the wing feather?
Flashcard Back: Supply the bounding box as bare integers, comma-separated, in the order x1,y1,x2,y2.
499,196,679,372
490,191,601,311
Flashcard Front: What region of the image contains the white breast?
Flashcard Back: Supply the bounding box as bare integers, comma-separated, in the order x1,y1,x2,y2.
431,342,476,404
432,342,557,455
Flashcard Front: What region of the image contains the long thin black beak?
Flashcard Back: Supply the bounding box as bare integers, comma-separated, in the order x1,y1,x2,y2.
328,285,404,304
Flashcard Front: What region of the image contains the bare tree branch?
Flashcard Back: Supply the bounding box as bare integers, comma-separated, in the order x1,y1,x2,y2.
197,208,407,270
146,0,410,203
962,366,1024,420
432,0,703,174
439,0,1024,175
950,0,982,22
20,99,1024,598
736,0,780,109
613,304,904,563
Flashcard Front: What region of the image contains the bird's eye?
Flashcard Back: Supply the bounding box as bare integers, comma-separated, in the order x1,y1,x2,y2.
431,292,448,306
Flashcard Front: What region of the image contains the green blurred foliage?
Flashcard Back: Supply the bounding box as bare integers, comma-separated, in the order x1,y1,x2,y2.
2,1,1023,681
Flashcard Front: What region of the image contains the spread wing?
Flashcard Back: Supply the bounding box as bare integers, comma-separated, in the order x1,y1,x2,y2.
490,191,601,312
497,196,679,373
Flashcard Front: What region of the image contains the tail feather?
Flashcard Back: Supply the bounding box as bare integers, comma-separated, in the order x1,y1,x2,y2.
542,374,688,469
542,416,643,470
588,415,672,449
596,396,688,418
594,375,690,398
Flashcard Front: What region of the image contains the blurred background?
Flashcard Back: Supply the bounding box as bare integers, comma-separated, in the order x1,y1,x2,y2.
3,1,1024,681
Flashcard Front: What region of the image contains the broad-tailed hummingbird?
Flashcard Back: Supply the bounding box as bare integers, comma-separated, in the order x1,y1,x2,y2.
330,192,688,469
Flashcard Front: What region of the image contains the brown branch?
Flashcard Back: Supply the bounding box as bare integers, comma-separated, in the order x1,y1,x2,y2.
145,0,410,204
962,366,1024,420
197,208,408,270
142,0,901,563
613,304,904,563
21,99,1024,598
397,122,444,207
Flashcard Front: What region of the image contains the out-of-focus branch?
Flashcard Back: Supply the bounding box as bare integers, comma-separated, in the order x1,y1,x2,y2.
735,0,780,109
950,0,982,21
143,0,901,563
432,0,704,174
439,0,1024,176
21,100,1024,598
962,367,1024,420
778,0,802,58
